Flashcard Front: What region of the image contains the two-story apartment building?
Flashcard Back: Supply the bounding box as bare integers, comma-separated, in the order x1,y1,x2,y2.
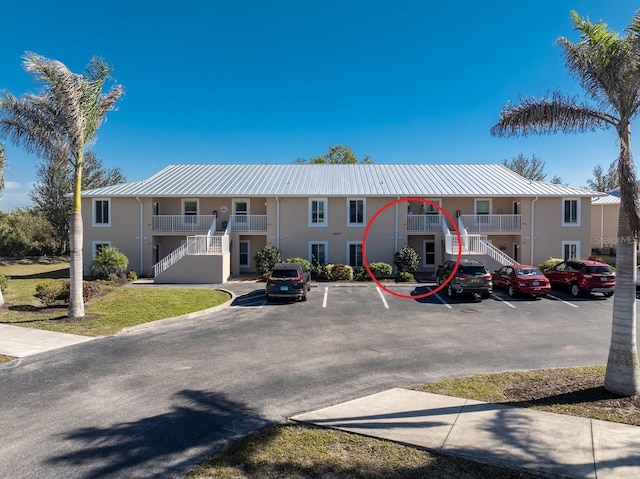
81,163,598,283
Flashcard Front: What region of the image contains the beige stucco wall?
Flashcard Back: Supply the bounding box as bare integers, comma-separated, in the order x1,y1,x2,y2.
154,253,230,284
591,203,619,251
82,193,595,280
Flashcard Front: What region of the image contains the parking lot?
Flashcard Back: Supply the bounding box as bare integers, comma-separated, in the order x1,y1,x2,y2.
226,279,614,329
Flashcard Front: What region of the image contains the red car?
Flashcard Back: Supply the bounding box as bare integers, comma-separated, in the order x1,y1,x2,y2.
492,264,551,298
543,260,615,298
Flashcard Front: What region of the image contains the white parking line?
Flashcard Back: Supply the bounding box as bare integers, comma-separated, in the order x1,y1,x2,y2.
547,293,579,308
426,287,453,309
322,286,328,308
491,293,516,309
376,286,390,309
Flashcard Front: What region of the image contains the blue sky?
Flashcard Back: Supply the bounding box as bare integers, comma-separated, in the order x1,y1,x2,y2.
0,1,637,211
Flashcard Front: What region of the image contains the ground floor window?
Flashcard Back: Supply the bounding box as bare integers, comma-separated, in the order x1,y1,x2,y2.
239,241,250,268
347,242,363,267
92,241,111,259
562,241,580,260
309,241,328,264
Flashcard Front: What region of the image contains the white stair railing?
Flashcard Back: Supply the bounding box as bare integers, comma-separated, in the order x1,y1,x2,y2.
481,240,517,266
153,242,190,277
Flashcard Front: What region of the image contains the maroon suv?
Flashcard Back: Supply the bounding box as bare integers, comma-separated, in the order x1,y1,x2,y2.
543,260,615,298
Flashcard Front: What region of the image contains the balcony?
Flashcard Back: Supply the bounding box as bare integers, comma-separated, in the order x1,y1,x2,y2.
460,214,521,232
407,214,443,232
152,214,268,233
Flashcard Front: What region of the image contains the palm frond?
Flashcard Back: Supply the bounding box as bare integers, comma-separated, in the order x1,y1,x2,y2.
490,92,613,137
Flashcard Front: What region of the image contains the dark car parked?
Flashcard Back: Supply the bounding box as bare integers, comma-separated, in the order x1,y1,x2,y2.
492,264,551,298
265,263,311,302
543,259,615,298
436,259,493,300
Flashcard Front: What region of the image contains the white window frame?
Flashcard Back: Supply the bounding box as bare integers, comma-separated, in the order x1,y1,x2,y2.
92,241,111,259
93,198,111,227
346,241,363,267
182,198,199,226
347,198,366,226
309,198,328,227
474,198,492,215
561,241,580,260
233,198,250,216
562,198,580,226
238,240,250,268
309,241,328,264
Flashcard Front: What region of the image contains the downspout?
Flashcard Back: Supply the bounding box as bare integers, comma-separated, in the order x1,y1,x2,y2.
135,197,144,273
530,196,539,265
600,204,604,250
395,197,399,253
276,196,280,249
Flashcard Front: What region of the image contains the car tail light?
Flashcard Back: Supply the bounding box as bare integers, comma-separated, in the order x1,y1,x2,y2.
483,274,492,280
292,273,304,283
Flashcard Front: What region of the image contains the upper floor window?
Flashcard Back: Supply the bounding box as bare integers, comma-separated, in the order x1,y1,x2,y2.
182,199,199,225
309,198,327,227
347,199,365,226
562,199,580,226
93,199,110,226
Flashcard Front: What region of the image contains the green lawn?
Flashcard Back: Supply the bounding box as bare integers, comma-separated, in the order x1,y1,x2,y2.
0,259,231,336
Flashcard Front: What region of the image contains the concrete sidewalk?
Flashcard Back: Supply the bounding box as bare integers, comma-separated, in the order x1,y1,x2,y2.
292,388,640,478
0,323,93,357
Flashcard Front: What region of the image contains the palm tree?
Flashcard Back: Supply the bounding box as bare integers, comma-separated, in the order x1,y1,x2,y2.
0,143,5,307
0,52,123,318
491,11,640,396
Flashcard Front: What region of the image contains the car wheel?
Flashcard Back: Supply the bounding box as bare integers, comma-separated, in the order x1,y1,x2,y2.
570,283,581,297
480,293,490,299
447,284,454,298
301,291,307,301
265,294,272,303
507,285,515,297
436,276,441,286
604,292,614,298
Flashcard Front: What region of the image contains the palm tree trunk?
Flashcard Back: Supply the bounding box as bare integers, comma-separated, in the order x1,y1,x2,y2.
67,162,85,318
604,206,640,395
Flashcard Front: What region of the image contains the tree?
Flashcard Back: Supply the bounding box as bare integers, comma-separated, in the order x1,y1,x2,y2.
501,153,564,184
297,145,373,164
491,11,640,395
0,52,123,318
0,144,5,307
0,208,57,256
585,161,619,192
31,151,126,255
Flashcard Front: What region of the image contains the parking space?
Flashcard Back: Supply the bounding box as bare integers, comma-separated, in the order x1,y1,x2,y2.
223,281,616,319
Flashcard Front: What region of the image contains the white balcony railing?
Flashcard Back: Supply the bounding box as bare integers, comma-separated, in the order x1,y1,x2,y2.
152,214,217,232
459,214,521,232
153,214,268,233
229,214,267,232
407,214,443,232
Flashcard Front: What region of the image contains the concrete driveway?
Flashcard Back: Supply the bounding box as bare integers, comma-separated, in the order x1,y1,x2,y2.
0,281,623,478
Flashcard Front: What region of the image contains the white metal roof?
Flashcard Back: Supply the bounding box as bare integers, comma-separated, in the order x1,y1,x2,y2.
81,163,599,198
592,194,620,205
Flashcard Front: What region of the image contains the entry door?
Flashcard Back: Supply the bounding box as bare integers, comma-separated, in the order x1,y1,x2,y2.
423,239,436,271
239,241,250,268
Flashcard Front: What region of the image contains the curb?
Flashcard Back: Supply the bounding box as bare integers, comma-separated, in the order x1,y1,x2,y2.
120,288,236,334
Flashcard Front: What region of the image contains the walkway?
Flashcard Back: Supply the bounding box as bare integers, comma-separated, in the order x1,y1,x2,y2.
0,323,93,357
292,388,640,479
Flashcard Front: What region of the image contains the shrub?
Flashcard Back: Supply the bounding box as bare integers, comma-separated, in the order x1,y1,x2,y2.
59,281,102,303
312,261,332,281
35,280,66,306
353,266,371,281
0,273,8,292
284,257,311,272
90,246,129,279
396,272,415,282
539,257,563,271
254,246,281,278
127,270,138,281
329,263,353,281
394,246,420,273
588,254,604,263
369,262,393,278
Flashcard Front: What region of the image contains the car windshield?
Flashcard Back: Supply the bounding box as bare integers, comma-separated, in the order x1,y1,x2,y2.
271,270,299,279
515,268,542,276
586,266,612,274
459,266,487,275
